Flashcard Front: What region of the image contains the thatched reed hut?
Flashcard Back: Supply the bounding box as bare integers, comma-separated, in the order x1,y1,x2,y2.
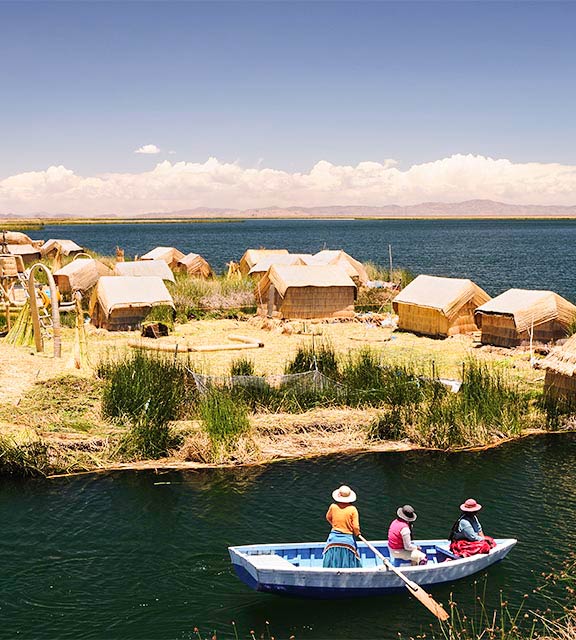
139,247,185,270
114,260,175,283
239,249,289,276
54,258,112,294
7,244,42,265
541,334,576,400
89,276,174,331
175,253,214,279
248,254,312,279
40,239,84,258
3,231,41,246
255,265,357,320
309,250,369,285
475,289,576,347
392,275,491,338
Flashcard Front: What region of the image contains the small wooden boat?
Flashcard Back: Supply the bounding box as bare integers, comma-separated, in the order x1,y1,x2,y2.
229,538,517,599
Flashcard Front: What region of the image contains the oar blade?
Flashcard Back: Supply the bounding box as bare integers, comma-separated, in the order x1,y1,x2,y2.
406,584,449,622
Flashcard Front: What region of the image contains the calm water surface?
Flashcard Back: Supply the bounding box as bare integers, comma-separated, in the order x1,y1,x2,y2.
29,219,576,300
1,433,575,639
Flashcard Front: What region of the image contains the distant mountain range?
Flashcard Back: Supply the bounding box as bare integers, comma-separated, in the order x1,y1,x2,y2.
2,199,576,219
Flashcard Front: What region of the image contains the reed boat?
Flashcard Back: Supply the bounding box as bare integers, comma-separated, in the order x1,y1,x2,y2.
229,538,517,599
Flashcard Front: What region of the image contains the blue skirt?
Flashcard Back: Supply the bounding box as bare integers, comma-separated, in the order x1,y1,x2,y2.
323,530,362,568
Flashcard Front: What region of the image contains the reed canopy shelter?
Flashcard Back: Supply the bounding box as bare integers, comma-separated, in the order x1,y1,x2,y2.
114,260,175,282
392,275,491,338
89,276,174,331
239,249,289,276
139,247,185,270
474,289,576,347
54,258,112,294
540,334,576,401
40,239,84,258
255,264,357,320
309,250,370,285
175,253,214,279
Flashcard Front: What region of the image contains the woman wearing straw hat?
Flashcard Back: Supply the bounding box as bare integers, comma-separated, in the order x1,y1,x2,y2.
449,498,496,557
322,485,362,568
387,505,427,566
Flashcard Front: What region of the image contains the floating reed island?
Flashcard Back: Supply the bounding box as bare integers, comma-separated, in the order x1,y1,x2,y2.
0,232,575,477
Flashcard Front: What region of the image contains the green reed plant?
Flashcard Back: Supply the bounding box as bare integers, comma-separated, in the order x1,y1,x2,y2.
98,349,196,459
197,388,251,460
284,340,340,379
364,262,416,287
229,357,255,377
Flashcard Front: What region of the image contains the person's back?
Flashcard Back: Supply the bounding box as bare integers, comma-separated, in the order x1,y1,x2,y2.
449,498,496,558
327,502,360,536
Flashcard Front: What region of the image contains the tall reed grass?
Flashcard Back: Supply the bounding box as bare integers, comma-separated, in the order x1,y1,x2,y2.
98,349,196,459
197,388,253,462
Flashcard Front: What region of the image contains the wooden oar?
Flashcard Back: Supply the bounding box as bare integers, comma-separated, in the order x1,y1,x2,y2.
358,535,449,622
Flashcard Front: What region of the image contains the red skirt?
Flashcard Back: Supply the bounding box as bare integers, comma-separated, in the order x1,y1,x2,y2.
450,536,496,558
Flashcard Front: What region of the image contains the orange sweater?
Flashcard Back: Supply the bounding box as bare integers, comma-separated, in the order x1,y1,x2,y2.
326,503,360,536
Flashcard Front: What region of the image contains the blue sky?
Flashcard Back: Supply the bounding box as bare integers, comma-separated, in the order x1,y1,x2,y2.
1,1,575,214
2,1,575,175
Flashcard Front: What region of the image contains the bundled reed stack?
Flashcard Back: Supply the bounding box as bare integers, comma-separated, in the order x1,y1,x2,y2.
392,275,490,338
540,333,576,400
139,247,185,271
475,289,576,347
255,264,357,320
175,253,214,279
239,249,289,276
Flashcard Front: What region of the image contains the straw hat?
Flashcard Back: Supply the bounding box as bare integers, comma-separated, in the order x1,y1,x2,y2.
397,504,417,522
332,485,357,503
460,498,482,512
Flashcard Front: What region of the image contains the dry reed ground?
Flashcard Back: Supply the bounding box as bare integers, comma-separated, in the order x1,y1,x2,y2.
0,317,547,472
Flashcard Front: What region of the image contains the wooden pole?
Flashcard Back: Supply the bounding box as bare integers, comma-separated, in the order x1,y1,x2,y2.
388,244,393,282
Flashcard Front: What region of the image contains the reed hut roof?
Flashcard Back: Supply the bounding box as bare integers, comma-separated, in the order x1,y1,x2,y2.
54,258,112,292
7,243,42,258
475,289,576,333
309,250,369,284
241,249,289,271
393,275,491,320
256,264,356,298
540,334,576,377
3,231,36,245
248,254,311,275
40,239,84,255
90,276,174,316
114,260,175,282
139,246,185,263
176,253,214,277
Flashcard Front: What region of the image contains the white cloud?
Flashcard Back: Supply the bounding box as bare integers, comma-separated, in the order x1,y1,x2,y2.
134,144,161,155
1,154,576,216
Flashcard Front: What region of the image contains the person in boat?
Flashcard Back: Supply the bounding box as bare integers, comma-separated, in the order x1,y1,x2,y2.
449,498,497,557
322,485,362,568
387,504,427,565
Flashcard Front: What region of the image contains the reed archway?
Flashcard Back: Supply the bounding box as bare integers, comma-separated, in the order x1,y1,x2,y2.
27,263,61,358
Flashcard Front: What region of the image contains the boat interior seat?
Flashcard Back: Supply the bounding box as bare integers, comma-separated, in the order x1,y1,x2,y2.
434,545,459,562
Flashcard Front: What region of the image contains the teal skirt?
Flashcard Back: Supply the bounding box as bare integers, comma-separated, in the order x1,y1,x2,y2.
322,546,362,568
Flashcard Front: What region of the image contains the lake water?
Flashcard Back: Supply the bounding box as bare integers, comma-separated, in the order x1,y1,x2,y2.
1,433,575,639
28,218,576,300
